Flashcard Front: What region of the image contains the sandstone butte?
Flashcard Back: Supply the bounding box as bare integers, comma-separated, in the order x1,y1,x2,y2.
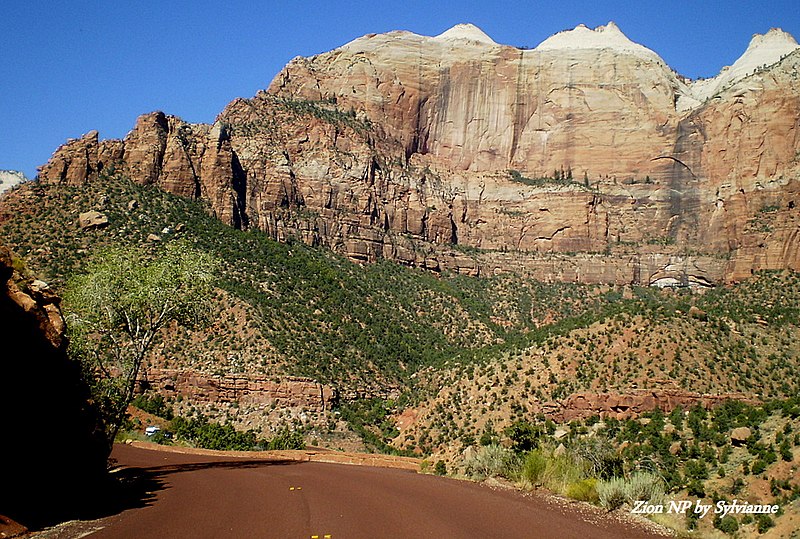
38,22,800,286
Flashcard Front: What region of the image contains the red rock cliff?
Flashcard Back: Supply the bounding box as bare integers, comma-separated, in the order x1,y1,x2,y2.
37,24,800,285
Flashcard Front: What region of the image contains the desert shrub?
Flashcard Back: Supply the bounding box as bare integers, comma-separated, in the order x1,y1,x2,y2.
687,479,706,497
685,510,700,530
150,429,173,445
597,472,664,510
434,460,447,476
505,420,542,452
266,427,305,450
756,514,775,533
521,449,549,485
566,478,599,503
520,448,586,494
171,415,257,450
132,393,174,420
572,436,623,479
714,515,739,535
465,444,514,478
598,477,629,510
544,453,586,494
626,472,665,504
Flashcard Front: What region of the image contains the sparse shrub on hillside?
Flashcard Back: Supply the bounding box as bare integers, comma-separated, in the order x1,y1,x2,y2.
572,436,623,480
171,415,258,451
504,420,544,452
687,479,706,498
465,444,515,479
266,427,305,450
521,449,549,485
757,514,775,533
565,478,599,503
625,472,666,504
597,477,629,510
597,472,664,510
541,452,586,494
518,448,586,494
714,515,739,535
132,393,174,420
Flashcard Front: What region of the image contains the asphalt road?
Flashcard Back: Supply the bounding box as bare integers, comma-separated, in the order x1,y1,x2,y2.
81,444,667,539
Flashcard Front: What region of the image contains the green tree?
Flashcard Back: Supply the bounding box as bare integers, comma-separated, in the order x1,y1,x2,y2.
65,242,217,451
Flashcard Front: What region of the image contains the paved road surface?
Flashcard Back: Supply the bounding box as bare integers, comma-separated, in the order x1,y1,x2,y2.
81,444,666,539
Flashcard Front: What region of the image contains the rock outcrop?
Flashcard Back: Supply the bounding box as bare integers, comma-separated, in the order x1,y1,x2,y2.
545,389,757,422
139,368,337,411
37,23,800,285
78,210,109,229
0,245,107,529
0,170,26,195
731,426,753,445
38,116,248,229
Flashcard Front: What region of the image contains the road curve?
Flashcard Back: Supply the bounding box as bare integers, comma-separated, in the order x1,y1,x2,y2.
79,444,667,539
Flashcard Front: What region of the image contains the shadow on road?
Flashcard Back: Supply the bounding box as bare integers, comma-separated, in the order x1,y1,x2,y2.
141,458,301,477
8,457,300,531
3,468,162,531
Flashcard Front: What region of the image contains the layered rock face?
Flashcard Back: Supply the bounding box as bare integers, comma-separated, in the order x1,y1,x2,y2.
38,114,248,228
38,24,800,285
140,368,337,411
271,22,685,177
545,389,756,422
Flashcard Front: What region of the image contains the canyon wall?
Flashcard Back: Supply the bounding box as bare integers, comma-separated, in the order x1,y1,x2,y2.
37,25,800,285
139,368,338,411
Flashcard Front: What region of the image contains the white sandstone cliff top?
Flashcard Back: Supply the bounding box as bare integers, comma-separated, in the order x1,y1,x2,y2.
433,23,498,45
691,28,799,100
534,22,662,62
0,170,27,195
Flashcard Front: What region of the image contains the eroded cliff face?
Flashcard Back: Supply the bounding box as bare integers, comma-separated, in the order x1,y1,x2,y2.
140,368,338,411
37,24,800,285
38,113,248,229
544,390,757,422
269,25,685,178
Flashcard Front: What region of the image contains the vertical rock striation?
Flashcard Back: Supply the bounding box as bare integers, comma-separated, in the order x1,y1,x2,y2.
36,23,800,284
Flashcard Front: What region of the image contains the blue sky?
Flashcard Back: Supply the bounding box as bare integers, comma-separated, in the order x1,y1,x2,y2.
1,1,798,178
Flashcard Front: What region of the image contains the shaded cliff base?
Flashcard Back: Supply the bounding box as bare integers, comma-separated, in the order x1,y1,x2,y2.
0,246,124,530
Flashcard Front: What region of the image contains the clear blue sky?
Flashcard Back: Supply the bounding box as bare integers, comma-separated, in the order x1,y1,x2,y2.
2,0,798,178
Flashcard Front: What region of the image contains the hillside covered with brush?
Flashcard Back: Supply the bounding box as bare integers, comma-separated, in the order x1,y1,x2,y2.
2,175,800,429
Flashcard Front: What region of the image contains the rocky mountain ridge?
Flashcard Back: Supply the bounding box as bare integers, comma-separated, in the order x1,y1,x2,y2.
690,27,799,103
0,170,27,195
37,23,800,285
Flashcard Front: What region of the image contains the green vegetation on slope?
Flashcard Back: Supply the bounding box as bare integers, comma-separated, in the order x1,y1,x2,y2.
0,174,619,391
3,174,800,461
457,397,800,536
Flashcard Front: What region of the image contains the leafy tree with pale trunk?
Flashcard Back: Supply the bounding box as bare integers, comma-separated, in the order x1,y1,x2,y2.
64,241,218,452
